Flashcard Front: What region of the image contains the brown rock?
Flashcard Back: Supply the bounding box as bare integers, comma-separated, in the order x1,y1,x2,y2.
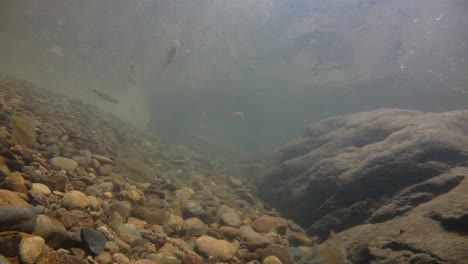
132,206,168,225
31,183,51,196
181,253,205,264
184,217,208,237
19,235,45,264
0,189,30,206
220,226,241,240
0,172,28,194
98,164,114,176
50,157,79,171
36,251,87,264
62,190,90,210
131,260,157,264
0,231,23,258
251,216,288,235
260,247,293,264
195,235,237,261
263,256,283,264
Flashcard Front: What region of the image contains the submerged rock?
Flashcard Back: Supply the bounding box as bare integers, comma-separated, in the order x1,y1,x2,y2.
81,227,107,256
0,206,37,233
259,109,468,237
50,157,79,171
195,235,237,261
19,235,45,264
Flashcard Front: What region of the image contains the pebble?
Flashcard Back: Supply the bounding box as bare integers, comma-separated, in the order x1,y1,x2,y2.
92,155,114,165
260,247,293,264
184,217,208,237
230,177,243,188
100,182,114,192
31,183,52,196
47,144,61,157
87,196,102,210
263,256,283,264
19,235,45,264
0,206,37,232
240,226,269,250
72,155,92,167
113,252,130,264
33,214,66,249
131,260,157,264
153,252,180,264
117,224,143,246
182,201,204,218
0,189,30,206
0,162,10,178
81,227,107,256
99,164,114,176
110,201,133,220
51,157,79,171
0,172,28,194
35,251,87,264
126,189,146,203
286,247,305,261
95,251,112,264
220,208,242,227
181,254,205,264
195,235,237,261
237,248,259,262
105,240,120,254
62,190,90,209
165,213,184,232
220,226,241,240
251,216,288,235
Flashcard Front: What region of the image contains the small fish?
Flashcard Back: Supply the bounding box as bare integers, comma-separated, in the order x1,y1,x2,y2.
127,63,138,84
92,89,119,104
227,111,245,120
129,63,136,75
162,39,180,72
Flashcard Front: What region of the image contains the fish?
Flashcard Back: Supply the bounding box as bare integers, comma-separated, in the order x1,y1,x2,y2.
127,63,138,84
227,111,245,120
92,89,119,104
162,39,180,72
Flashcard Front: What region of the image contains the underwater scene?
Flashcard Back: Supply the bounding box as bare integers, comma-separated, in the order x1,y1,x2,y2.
1,0,468,263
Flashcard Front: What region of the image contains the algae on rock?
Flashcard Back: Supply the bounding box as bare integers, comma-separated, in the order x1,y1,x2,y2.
10,113,37,145
116,158,151,183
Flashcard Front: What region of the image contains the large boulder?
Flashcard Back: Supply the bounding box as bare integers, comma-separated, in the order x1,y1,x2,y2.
341,166,468,263
258,109,468,238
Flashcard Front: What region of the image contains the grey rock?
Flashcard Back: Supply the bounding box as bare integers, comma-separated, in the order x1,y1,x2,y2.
0,206,37,233
33,214,66,249
220,208,242,227
91,155,114,165
259,109,468,238
369,171,464,223
182,201,204,218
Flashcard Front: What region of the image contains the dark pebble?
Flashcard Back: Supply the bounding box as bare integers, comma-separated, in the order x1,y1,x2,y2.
81,228,107,256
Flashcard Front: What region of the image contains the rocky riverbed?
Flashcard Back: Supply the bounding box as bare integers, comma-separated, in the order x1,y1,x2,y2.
0,74,332,264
